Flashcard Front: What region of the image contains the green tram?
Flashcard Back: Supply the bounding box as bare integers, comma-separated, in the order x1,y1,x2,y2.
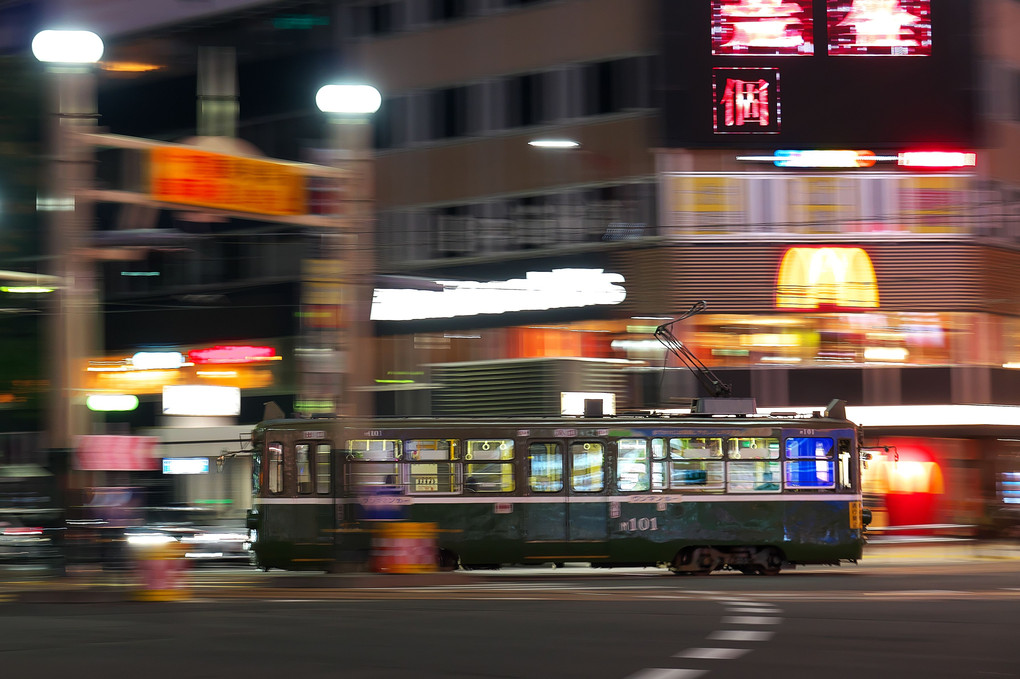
245,399,867,575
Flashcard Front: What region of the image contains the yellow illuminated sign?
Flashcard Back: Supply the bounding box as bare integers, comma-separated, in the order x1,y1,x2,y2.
849,501,862,530
150,146,306,216
776,246,879,310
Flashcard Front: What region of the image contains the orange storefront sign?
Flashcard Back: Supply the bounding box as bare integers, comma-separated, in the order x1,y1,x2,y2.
775,246,879,310
150,146,306,216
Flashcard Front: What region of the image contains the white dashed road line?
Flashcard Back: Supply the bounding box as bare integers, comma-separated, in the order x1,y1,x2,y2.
674,647,751,660
707,629,776,642
721,615,781,625
624,599,782,679
626,669,707,679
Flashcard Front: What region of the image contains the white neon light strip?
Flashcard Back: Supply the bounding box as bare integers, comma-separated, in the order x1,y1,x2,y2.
758,405,1020,428
371,268,626,321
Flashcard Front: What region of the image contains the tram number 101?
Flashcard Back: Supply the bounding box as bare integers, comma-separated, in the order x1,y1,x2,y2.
620,517,659,532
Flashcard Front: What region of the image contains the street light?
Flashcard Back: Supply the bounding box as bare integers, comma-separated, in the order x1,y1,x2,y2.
31,30,103,64
300,83,380,420
33,29,104,450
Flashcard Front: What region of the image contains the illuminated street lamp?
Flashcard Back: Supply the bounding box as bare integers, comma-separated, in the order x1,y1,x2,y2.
33,29,104,450
31,30,103,64
301,84,381,419
315,85,381,116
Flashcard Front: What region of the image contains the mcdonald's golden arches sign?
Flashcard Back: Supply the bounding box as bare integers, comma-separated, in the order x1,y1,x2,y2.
775,246,879,310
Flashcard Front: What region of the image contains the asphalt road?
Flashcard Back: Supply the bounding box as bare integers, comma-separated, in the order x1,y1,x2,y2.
0,559,1018,679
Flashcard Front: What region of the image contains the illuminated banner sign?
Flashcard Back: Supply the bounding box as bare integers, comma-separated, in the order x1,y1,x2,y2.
74,435,161,471
162,458,210,475
150,146,306,216
162,385,241,417
188,345,279,365
371,268,626,321
775,246,879,310
712,0,814,56
827,0,931,57
713,68,781,135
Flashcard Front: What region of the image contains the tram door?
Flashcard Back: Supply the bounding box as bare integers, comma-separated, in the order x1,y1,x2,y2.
524,439,609,547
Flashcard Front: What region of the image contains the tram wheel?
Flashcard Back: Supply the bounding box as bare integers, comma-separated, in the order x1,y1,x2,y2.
438,549,459,572
755,547,783,576
692,547,719,575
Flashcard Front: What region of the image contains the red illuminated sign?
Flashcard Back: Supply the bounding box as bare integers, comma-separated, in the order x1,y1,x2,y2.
712,0,814,56
188,345,278,364
827,0,932,56
713,68,781,135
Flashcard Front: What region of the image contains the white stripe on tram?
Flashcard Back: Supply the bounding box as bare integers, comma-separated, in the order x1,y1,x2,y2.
254,493,861,505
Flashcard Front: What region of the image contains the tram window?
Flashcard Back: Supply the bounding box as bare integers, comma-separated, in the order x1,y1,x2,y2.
670,460,725,490
348,439,400,461
407,461,459,494
465,439,513,461
268,442,284,494
529,442,563,492
405,439,457,461
727,437,780,460
651,438,667,460
728,460,781,493
349,462,399,491
570,442,604,492
785,437,834,459
838,438,853,491
669,438,723,459
783,437,836,490
315,444,331,494
252,442,263,495
652,461,667,491
465,462,514,492
785,459,835,489
296,443,313,494
617,438,650,492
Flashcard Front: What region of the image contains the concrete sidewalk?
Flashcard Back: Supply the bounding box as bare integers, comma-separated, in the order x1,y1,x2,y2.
1,539,1017,603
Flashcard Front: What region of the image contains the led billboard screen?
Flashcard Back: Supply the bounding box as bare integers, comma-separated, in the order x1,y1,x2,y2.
713,67,782,134
827,0,932,56
660,0,974,148
712,0,815,56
